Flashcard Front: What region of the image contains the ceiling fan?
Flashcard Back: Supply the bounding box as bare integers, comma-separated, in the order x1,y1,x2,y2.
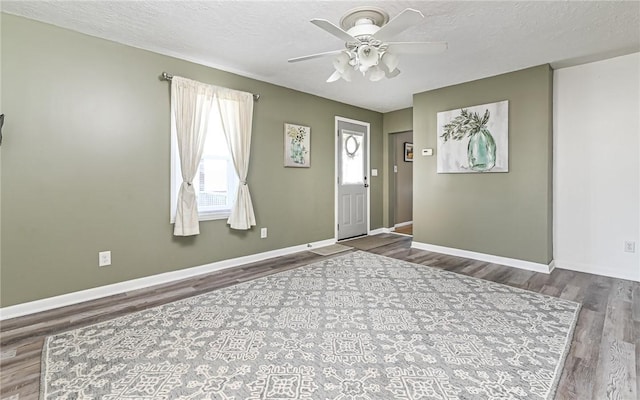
288,7,448,82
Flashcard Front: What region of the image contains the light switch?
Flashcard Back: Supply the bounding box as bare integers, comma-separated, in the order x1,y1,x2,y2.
422,148,434,156
371,169,378,177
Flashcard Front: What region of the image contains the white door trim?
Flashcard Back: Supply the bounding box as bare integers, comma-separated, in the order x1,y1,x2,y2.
335,116,371,240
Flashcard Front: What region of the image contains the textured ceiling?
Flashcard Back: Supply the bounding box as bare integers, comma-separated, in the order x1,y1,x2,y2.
2,1,639,112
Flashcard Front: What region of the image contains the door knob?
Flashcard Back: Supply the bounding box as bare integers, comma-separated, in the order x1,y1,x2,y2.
364,183,369,188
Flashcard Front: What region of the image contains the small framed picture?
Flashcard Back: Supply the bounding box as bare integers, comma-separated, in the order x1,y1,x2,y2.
404,142,413,162
284,123,311,168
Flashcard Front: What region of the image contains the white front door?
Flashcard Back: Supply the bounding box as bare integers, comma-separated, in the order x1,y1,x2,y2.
336,117,369,240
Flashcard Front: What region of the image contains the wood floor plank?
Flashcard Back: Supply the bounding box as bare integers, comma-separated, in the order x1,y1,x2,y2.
560,284,583,303
540,284,562,297
557,308,602,398
593,339,636,400
583,276,614,313
1,233,638,400
505,268,536,287
635,320,640,398
632,285,640,322
556,357,594,400
574,308,606,360
592,278,638,400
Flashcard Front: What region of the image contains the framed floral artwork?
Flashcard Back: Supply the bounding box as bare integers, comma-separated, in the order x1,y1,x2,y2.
284,123,310,168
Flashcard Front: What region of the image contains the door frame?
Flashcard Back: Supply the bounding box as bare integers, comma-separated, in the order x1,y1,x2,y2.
334,116,371,241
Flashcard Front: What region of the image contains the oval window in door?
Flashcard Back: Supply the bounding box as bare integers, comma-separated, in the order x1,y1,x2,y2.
345,134,360,158
341,131,364,185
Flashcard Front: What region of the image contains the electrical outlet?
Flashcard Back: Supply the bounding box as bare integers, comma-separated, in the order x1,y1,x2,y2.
260,228,267,239
624,241,636,253
99,251,111,267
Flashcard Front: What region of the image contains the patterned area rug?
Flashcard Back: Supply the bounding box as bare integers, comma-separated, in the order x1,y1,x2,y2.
40,251,580,399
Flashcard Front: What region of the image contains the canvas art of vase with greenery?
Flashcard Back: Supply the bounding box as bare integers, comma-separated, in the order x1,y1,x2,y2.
285,123,310,167
441,108,496,171
437,100,508,174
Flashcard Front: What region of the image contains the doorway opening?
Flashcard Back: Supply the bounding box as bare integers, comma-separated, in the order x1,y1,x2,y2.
390,131,413,236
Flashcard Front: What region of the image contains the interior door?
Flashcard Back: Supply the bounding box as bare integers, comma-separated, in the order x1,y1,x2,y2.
336,118,369,240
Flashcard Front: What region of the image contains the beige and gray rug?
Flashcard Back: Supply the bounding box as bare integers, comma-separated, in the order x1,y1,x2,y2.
40,251,580,399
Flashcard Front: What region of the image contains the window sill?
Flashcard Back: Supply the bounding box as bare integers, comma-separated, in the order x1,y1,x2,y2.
170,210,231,224
199,211,231,222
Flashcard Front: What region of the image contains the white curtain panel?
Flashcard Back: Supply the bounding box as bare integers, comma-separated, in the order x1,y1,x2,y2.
216,88,256,230
171,77,217,236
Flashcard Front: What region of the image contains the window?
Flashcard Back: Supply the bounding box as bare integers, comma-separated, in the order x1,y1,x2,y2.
170,108,238,222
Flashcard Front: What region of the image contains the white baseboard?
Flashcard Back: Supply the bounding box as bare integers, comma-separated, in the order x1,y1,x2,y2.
411,241,554,274
394,221,413,228
0,238,336,321
554,259,639,282
369,227,392,235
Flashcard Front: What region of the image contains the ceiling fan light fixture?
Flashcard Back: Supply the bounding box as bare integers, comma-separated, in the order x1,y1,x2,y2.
368,66,385,81
342,68,354,81
347,18,380,38
385,67,401,78
332,51,351,73
290,7,446,83
381,52,399,72
356,44,379,70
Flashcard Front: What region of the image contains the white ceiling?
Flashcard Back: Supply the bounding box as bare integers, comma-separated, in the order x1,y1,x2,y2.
2,1,639,112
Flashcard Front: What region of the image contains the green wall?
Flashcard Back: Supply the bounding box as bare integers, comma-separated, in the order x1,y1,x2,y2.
413,65,553,264
383,107,413,135
382,108,413,227
0,14,383,307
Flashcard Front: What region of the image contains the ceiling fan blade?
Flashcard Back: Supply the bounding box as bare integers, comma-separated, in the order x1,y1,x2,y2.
326,70,342,83
386,41,448,55
288,49,344,63
373,8,424,42
311,19,357,42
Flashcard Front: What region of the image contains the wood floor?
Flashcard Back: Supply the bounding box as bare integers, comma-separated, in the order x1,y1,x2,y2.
1,233,638,399
393,224,413,235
